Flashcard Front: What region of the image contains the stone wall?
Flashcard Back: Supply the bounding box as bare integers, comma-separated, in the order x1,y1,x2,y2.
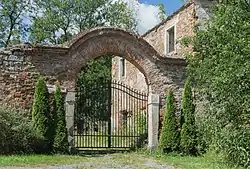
110,0,214,121
194,0,215,29
142,2,195,59
111,3,195,123
0,47,38,109
111,3,195,107
0,46,70,109
112,56,148,93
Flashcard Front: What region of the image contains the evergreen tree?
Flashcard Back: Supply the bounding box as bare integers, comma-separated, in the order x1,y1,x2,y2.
180,78,197,155
53,84,68,153
159,89,180,153
32,76,51,152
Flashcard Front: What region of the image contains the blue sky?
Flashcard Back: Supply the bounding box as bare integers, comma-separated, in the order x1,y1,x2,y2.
140,0,184,15
134,0,185,34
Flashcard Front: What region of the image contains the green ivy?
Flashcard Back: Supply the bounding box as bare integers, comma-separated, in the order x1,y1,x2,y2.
188,0,250,167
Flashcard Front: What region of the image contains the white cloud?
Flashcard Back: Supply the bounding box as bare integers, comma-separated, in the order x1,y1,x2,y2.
122,0,161,34
136,3,161,34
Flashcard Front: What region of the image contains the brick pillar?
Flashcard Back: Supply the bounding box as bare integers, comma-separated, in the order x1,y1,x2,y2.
147,93,160,150
65,90,76,153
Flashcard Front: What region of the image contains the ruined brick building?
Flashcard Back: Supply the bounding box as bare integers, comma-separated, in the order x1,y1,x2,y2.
112,0,212,94
110,0,213,131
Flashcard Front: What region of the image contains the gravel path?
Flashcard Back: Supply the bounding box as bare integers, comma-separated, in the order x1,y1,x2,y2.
0,154,174,169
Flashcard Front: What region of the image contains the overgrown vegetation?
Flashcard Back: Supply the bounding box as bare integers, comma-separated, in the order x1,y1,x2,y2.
187,0,250,167
180,78,197,155
0,106,47,154
31,76,52,152
159,90,180,153
52,84,68,154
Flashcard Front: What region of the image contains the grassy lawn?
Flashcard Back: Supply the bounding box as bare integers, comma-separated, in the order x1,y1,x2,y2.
0,154,86,167
0,152,244,169
142,151,243,169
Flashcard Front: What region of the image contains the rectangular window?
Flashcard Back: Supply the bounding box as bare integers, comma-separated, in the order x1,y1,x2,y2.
119,58,125,78
166,26,175,54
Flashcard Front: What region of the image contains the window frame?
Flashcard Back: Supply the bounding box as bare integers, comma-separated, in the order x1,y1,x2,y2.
164,24,177,55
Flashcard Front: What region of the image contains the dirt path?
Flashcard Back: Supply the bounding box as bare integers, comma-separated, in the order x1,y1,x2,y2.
0,153,174,169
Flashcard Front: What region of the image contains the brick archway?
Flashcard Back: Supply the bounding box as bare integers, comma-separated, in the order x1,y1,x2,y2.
66,27,161,92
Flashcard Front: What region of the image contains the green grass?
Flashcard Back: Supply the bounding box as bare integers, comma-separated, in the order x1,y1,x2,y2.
140,150,244,169
0,154,86,167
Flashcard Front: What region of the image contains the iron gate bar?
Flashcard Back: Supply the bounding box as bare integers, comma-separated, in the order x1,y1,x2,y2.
74,80,148,151
108,79,112,148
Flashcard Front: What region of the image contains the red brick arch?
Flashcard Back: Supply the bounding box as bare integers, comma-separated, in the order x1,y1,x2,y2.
66,27,161,88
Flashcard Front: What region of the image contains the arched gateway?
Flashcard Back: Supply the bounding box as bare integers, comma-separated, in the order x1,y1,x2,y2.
65,27,164,152
59,27,164,91
0,27,186,151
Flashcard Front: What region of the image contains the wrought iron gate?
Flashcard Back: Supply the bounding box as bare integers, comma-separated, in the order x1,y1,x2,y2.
74,80,148,151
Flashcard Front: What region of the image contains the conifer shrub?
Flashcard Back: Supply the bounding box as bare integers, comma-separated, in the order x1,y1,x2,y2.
32,76,52,152
53,84,69,153
159,89,180,153
180,78,197,155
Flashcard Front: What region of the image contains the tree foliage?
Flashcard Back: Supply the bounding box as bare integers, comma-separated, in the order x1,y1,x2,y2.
159,89,180,153
189,0,250,127
0,0,30,47
29,0,75,44
30,0,137,44
31,76,52,152
75,56,112,122
188,0,250,167
157,3,167,22
180,78,197,155
53,84,68,154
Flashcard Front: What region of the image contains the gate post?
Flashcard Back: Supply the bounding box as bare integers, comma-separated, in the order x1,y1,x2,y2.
65,90,76,153
148,93,160,150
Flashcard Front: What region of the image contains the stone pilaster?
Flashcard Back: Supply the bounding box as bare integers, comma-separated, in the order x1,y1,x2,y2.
65,90,76,153
148,93,160,150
